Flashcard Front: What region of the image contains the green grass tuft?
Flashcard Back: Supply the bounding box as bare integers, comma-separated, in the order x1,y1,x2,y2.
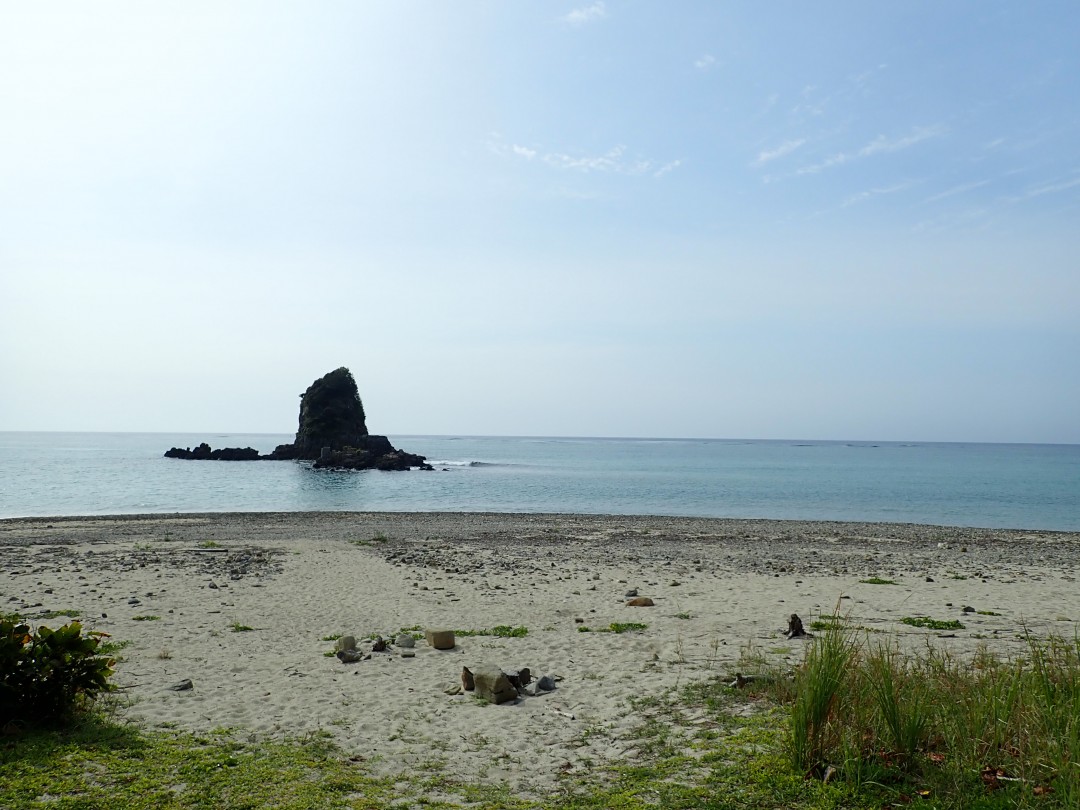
901,616,965,630
454,625,528,638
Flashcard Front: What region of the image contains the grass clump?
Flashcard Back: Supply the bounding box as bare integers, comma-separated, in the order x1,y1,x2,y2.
789,613,856,774
40,609,81,620
576,622,649,634
131,615,161,622
901,616,965,631
197,540,222,549
349,533,388,547
455,625,528,638
229,623,255,633
859,577,898,585
780,617,1080,806
607,622,649,634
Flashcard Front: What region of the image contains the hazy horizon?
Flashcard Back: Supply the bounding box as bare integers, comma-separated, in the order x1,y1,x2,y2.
1,429,1075,448
3,3,1078,444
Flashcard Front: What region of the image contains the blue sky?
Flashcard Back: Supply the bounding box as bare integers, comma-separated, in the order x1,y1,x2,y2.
2,2,1078,442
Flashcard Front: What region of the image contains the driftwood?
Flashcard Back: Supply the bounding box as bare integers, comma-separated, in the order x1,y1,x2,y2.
786,613,810,639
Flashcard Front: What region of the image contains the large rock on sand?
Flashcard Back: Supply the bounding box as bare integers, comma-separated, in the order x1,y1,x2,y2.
471,664,518,704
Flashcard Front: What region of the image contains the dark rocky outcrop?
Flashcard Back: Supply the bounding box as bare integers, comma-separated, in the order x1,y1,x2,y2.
163,367,430,471
268,367,368,459
164,443,260,461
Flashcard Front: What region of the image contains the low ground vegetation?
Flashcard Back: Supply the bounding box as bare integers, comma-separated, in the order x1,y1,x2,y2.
4,614,1080,808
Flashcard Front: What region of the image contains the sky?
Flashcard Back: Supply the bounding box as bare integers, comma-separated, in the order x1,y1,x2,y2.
1,2,1078,443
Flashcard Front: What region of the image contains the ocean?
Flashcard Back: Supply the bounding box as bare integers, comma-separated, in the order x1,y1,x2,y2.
1,432,1077,530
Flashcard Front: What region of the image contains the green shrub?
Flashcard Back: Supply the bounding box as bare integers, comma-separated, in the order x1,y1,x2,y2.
0,618,116,726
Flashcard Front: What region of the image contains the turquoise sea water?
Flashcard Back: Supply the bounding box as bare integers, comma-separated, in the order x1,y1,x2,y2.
0,432,1077,530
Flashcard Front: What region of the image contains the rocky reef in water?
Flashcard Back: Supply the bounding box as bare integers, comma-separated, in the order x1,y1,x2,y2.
164,367,431,471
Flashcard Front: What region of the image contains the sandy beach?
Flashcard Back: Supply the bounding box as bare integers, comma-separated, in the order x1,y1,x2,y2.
3,512,1079,796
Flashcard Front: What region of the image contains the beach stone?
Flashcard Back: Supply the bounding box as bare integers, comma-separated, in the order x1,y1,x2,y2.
471,664,518,704
426,628,456,650
624,588,638,598
626,597,654,607
396,634,416,648
168,679,193,691
335,635,357,652
400,650,416,658
337,649,363,663
535,674,556,692
462,666,475,691
505,667,531,690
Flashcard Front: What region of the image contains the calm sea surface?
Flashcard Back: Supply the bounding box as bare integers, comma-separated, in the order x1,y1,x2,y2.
0,433,1077,530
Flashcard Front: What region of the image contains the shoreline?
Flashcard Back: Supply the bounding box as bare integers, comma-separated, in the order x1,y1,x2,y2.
4,512,1079,796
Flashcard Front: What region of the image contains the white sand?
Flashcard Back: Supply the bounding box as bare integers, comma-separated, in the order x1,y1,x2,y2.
3,513,1078,796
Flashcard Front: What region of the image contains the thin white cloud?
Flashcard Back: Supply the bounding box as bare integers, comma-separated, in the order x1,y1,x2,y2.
694,54,716,70
544,145,645,173
922,180,991,204
859,125,947,157
1012,174,1080,201
753,139,805,167
653,160,682,178
797,125,947,175
562,2,606,26
841,180,918,208
490,137,679,178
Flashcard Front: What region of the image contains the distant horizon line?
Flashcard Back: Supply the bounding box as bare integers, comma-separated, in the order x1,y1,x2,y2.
0,430,1076,448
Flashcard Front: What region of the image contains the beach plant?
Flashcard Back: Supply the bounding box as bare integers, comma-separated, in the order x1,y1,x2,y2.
349,533,388,547
608,622,648,634
131,615,161,622
788,614,857,775
95,638,131,657
40,609,81,620
454,625,528,638
229,622,255,633
0,618,115,726
863,641,930,767
859,577,897,585
901,616,964,631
